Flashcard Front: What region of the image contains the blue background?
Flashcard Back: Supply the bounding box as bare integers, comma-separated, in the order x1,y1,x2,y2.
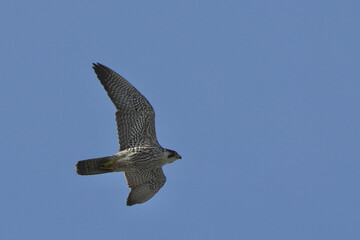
1,1,359,239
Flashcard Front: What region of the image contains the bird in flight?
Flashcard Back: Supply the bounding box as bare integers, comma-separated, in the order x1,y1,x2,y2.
76,63,181,206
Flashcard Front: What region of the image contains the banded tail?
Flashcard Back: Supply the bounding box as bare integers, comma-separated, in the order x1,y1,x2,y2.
76,156,115,175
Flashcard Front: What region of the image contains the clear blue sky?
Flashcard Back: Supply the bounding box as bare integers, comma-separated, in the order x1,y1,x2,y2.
1,1,359,239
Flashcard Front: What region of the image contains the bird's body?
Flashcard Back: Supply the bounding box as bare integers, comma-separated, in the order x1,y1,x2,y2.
76,63,181,206
78,147,178,173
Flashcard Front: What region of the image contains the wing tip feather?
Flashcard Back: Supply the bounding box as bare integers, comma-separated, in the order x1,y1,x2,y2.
126,197,136,206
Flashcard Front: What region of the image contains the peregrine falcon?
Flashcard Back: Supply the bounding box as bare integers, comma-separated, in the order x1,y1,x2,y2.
76,63,181,206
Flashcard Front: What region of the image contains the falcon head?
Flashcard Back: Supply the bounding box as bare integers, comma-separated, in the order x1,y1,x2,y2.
164,149,181,164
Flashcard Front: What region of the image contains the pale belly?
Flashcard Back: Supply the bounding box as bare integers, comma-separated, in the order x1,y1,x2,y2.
111,148,165,171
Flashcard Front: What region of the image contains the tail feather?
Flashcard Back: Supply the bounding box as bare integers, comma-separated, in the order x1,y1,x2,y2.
76,156,114,175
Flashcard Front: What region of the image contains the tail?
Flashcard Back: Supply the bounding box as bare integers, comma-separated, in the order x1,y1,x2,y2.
76,156,115,175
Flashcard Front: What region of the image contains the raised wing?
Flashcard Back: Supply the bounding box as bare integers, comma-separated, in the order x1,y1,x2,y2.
124,168,166,206
93,63,159,150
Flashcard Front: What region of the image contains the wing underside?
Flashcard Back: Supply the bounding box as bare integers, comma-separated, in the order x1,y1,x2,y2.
124,167,166,206
92,63,159,150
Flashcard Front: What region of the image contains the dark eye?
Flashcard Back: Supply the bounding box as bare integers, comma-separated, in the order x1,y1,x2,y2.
168,151,175,158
